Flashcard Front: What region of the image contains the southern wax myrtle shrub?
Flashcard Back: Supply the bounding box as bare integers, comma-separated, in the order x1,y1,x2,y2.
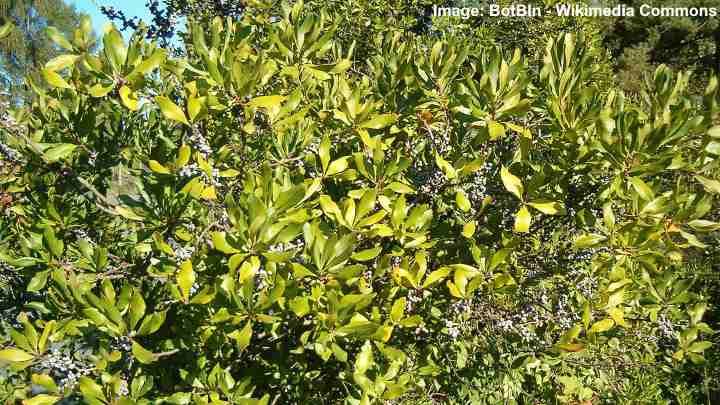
1,2,720,403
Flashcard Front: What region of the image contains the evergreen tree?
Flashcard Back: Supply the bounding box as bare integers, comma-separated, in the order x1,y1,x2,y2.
601,0,720,94
0,0,90,103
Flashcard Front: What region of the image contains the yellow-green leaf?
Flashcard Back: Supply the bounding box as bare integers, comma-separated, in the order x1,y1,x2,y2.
695,175,720,194
455,190,471,212
201,185,217,200
231,320,253,351
514,205,531,233
629,177,654,201
44,144,77,163
148,160,171,174
0,22,13,40
434,152,457,179
175,145,191,168
119,85,139,111
0,348,34,362
155,96,189,125
528,200,565,215
46,27,73,51
131,341,156,364
351,247,382,261
44,54,80,71
574,233,606,248
462,221,476,238
326,157,349,176
88,83,113,97
607,307,626,327
488,120,505,140
22,394,60,405
589,318,615,334
358,113,397,130
42,69,72,89
212,232,240,254
248,95,285,120
500,166,523,200
177,260,195,302
423,267,450,288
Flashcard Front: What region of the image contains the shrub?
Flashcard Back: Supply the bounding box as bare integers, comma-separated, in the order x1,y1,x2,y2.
1,2,719,404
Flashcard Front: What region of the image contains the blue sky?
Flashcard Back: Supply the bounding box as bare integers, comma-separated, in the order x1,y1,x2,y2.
68,0,154,40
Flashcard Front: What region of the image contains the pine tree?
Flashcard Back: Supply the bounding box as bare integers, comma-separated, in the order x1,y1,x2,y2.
0,0,89,103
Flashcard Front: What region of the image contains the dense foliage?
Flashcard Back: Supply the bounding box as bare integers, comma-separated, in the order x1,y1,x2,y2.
1,1,720,403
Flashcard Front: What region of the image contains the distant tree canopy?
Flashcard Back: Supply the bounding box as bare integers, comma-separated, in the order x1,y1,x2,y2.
599,0,720,94
101,0,719,97
0,0,90,104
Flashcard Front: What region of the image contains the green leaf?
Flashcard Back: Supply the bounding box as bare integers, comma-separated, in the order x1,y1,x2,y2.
22,394,61,405
119,86,139,111
629,177,654,201
358,113,397,130
354,341,374,374
78,377,105,402
0,348,34,362
488,120,505,140
513,205,531,233
455,190,471,212
230,321,253,352
434,152,456,179
131,341,156,364
695,175,720,194
45,54,80,71
500,166,523,200
326,157,349,176
462,221,476,238
128,289,146,330
148,160,171,174
319,195,343,222
43,228,64,258
351,247,382,261
136,311,167,336
528,200,565,215
688,341,712,353
574,234,606,248
102,25,127,70
319,135,331,173
391,298,406,323
31,374,58,394
177,261,195,302
44,144,77,163
42,69,72,89
589,318,614,334
423,267,450,288
706,141,720,155
128,49,167,79
687,219,720,232
708,126,720,138
289,297,310,317
211,232,240,254
0,22,13,40
46,26,73,51
331,343,348,362
155,96,189,126
88,83,113,97
386,182,415,194
27,271,49,292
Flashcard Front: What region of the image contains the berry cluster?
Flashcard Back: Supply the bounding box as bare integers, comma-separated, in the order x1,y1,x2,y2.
186,127,213,158
167,237,195,263
32,342,94,391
